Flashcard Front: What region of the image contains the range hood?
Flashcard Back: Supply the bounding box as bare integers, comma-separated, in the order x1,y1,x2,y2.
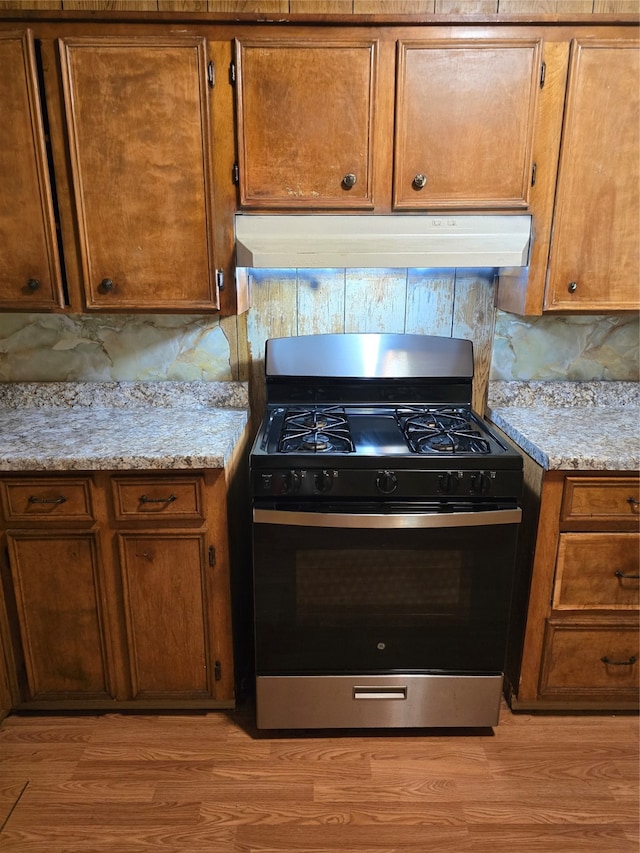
235,213,531,270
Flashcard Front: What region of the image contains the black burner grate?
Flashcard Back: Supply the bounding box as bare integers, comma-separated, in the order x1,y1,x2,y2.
278,406,354,454
396,407,491,455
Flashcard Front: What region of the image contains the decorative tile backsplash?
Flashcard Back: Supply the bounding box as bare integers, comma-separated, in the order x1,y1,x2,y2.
0,313,233,382
0,271,637,391
492,311,639,381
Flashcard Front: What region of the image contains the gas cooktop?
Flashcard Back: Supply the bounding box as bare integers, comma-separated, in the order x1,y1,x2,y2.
250,333,523,500
258,403,509,458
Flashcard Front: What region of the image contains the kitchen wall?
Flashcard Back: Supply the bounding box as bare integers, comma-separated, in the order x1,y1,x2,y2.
0,268,637,413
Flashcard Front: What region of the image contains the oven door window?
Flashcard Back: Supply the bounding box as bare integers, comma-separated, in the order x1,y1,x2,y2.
253,516,519,675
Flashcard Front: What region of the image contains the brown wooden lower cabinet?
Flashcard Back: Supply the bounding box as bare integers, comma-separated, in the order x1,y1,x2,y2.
6,530,116,702
509,469,640,711
0,470,235,711
118,531,218,700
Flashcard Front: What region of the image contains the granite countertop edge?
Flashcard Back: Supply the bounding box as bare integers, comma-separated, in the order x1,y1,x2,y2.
487,381,639,472
0,381,251,472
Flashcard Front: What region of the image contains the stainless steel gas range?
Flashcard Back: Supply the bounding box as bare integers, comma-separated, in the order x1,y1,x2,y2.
250,333,523,729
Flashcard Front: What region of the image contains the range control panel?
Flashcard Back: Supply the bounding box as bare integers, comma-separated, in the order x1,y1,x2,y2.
253,467,522,500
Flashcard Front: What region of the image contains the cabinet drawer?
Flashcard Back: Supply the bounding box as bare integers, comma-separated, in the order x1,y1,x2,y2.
111,476,205,522
561,477,640,525
553,533,639,610
0,478,94,523
540,622,639,697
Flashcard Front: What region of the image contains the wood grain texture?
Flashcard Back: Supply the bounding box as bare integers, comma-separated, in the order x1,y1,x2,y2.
59,35,218,311
0,31,64,310
545,38,640,311
516,470,640,710
290,0,353,11
394,39,540,210
236,38,377,209
2,0,640,12
0,701,637,851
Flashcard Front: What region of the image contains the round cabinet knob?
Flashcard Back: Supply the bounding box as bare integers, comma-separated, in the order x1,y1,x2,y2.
568,281,577,293
98,278,114,294
26,278,40,292
413,173,427,190
342,173,357,189
314,469,334,493
376,470,398,495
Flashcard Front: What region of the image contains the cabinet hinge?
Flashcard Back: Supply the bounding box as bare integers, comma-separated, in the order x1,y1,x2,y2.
531,162,537,187
215,270,225,292
232,163,239,185
540,61,546,89
229,61,236,85
209,545,216,567
207,60,215,88
214,660,222,681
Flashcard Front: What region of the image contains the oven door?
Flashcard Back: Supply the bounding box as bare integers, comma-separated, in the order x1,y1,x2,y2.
252,501,521,676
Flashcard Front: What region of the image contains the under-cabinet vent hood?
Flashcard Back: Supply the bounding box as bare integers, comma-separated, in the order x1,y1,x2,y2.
235,214,532,270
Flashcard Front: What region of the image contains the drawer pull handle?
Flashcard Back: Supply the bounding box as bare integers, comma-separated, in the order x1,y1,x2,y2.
627,496,639,511
615,570,640,580
600,655,637,667
139,494,177,504
353,686,407,700
28,495,67,504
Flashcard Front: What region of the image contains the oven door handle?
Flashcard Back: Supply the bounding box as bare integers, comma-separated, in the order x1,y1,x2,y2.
253,507,521,529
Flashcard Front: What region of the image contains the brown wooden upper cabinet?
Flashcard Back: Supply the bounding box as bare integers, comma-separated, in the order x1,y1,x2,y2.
58,36,220,312
0,30,65,310
234,36,542,213
394,39,541,210
234,39,378,209
543,39,640,312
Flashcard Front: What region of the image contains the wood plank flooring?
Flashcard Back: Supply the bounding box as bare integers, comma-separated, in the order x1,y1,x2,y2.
0,699,637,852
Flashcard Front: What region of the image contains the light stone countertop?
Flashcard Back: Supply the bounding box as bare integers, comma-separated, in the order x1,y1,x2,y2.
0,382,250,471
487,381,639,472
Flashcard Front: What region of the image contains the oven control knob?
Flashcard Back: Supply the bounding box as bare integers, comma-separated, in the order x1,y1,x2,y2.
314,469,334,493
282,469,302,495
438,472,457,494
376,470,398,495
470,471,491,495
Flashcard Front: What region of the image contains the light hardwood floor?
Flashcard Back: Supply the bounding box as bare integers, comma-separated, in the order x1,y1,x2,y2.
0,699,638,852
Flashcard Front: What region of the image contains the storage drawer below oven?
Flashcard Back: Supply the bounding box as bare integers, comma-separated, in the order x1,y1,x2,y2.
256,673,503,729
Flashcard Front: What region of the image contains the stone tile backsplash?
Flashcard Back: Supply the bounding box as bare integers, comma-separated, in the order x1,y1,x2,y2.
0,272,637,386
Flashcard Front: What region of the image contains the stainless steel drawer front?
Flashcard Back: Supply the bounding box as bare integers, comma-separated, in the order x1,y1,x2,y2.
256,673,503,729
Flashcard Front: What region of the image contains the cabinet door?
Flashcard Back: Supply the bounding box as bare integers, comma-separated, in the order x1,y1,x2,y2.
545,40,640,311
58,36,219,312
394,39,541,210
6,531,115,701
118,532,223,700
540,623,639,701
235,39,378,209
0,30,64,310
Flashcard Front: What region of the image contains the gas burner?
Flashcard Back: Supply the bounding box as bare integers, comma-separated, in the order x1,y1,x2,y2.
279,406,354,454
417,429,490,454
427,433,456,453
396,407,491,455
301,433,333,452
